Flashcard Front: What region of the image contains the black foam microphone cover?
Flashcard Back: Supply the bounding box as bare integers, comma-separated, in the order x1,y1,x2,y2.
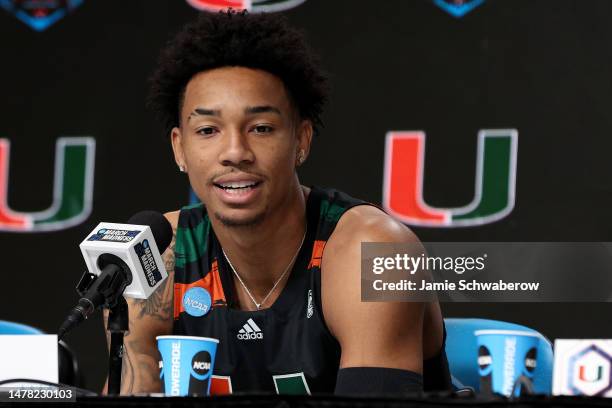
127,211,173,254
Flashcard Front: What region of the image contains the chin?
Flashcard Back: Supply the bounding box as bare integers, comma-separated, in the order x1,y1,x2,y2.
213,210,267,227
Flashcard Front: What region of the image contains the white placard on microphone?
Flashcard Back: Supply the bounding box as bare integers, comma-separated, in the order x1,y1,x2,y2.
0,335,58,385
79,222,168,299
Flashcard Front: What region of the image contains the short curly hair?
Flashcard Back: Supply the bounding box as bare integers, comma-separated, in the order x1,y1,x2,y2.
148,10,329,137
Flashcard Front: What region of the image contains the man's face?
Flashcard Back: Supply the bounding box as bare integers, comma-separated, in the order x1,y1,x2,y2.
172,66,311,227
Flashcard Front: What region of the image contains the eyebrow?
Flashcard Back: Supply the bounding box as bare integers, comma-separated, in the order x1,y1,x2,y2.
188,105,282,121
188,108,221,120
245,105,281,115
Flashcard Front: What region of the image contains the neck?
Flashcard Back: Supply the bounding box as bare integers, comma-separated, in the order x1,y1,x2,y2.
213,183,309,301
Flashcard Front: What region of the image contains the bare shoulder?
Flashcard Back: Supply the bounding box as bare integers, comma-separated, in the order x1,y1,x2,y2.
320,205,425,370
325,205,420,257
164,210,180,230
322,204,422,287
162,210,179,267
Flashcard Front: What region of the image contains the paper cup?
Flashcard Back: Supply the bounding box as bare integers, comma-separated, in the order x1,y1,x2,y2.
157,335,219,396
475,329,539,397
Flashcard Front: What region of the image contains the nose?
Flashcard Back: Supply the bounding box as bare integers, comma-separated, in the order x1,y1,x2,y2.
218,128,255,166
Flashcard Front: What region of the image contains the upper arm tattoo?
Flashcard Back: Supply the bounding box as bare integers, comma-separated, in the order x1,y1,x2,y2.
134,233,175,321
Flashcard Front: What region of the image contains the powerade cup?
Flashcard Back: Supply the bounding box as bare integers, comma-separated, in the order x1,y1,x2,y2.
475,330,539,397
157,335,219,396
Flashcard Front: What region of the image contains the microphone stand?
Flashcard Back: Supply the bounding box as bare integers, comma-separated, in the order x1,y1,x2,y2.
107,297,129,395
73,258,131,396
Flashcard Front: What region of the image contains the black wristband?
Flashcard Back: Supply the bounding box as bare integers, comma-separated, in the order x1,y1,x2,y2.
334,367,423,396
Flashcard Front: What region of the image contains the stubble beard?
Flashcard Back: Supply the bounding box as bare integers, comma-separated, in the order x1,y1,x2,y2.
213,209,267,228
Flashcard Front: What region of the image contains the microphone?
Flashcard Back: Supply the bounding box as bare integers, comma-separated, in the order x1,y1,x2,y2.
58,211,173,339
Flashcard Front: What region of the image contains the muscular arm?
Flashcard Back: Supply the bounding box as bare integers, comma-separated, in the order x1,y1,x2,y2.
321,206,428,376
103,211,178,394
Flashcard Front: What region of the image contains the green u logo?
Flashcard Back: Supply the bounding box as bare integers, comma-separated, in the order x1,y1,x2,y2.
383,129,518,227
0,137,95,232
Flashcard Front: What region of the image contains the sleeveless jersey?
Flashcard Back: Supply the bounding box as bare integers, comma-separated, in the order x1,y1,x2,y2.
172,186,450,395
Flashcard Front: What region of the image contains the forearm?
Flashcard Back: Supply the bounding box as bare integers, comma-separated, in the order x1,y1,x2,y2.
102,280,174,394
102,318,166,394
102,223,176,395
119,340,163,394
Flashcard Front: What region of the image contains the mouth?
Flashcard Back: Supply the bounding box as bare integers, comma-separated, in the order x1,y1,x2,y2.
211,173,265,205
212,180,264,205
213,181,262,194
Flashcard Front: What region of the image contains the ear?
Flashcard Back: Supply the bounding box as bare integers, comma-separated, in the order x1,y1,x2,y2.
296,119,313,165
170,127,187,172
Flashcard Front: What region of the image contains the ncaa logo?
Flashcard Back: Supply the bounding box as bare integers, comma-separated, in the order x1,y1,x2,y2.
524,348,537,377
183,287,212,317
477,345,493,376
191,350,212,380
186,0,306,13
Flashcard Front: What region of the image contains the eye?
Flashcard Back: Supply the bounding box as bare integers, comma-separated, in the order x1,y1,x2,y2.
196,126,218,137
251,125,274,134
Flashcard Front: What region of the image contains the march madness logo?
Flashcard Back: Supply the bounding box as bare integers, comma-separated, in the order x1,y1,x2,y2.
186,0,306,13
433,0,485,18
0,0,83,31
383,129,517,228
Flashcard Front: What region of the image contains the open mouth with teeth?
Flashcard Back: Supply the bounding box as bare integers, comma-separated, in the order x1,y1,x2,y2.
214,181,262,193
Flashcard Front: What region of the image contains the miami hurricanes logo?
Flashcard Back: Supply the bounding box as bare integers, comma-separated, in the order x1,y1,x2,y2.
0,137,95,232
579,365,604,382
186,0,306,12
383,129,517,227
567,344,612,395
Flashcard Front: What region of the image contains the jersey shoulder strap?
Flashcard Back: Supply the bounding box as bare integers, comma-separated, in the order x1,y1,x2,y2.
174,202,211,276
306,187,376,271
309,186,374,242
173,203,228,321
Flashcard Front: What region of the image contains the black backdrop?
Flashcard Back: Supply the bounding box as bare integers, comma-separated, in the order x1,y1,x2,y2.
1,0,612,391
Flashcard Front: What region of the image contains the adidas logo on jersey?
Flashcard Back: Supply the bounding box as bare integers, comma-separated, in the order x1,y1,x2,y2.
237,318,263,340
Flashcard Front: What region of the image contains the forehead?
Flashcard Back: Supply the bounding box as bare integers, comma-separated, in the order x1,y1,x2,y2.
182,66,293,115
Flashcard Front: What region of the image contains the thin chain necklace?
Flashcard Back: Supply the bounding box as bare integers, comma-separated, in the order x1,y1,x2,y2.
222,229,307,310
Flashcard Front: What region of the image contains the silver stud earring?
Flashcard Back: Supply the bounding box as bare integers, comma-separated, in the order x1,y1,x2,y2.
179,164,186,173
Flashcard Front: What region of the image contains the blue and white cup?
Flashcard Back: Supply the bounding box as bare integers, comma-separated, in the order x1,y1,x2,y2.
475,330,539,397
157,335,219,396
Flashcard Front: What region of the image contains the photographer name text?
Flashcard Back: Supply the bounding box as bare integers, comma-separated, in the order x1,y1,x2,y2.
372,279,540,292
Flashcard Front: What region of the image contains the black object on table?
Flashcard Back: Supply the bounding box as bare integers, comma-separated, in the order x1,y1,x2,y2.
106,296,129,395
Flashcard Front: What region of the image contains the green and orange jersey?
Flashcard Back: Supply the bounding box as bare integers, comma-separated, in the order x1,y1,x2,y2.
172,186,450,395
172,186,368,394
